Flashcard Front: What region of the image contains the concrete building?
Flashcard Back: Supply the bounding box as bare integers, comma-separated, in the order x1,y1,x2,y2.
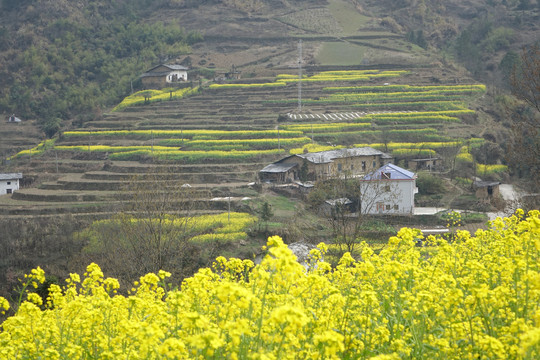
0,173,22,195
360,164,417,215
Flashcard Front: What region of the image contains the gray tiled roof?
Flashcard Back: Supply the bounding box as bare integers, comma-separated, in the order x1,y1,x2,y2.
363,163,415,180
297,147,388,164
260,162,298,173
474,181,500,188
0,173,22,180
141,64,189,77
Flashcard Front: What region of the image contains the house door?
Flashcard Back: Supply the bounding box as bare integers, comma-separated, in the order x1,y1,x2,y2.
376,202,384,213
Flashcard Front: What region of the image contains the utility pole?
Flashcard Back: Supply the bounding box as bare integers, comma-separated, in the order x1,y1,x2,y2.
298,40,302,113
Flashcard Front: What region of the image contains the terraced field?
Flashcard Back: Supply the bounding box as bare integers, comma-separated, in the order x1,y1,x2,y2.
2,69,496,217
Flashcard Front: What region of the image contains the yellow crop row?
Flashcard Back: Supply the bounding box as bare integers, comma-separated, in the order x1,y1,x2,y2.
280,123,371,132
289,144,345,155
113,87,199,111
209,82,286,89
63,129,303,139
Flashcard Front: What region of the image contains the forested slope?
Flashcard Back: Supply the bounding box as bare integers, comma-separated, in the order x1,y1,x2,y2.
0,0,201,135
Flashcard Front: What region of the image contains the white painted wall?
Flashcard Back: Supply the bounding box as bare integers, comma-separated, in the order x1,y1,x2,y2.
360,179,417,215
166,71,187,82
0,178,20,195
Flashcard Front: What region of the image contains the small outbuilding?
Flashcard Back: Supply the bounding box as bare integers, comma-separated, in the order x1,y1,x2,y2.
140,64,189,89
321,198,355,217
473,181,500,200
407,157,440,171
259,162,298,183
0,173,22,195
7,114,22,123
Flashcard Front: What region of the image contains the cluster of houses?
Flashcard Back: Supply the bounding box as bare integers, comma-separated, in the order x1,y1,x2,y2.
259,147,418,215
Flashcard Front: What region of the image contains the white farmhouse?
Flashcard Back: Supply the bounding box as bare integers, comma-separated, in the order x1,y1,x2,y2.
0,173,22,195
140,64,189,89
360,164,417,215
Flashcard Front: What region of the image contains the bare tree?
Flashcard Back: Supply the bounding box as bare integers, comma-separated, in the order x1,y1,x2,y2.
507,43,540,195
82,169,203,282
511,43,540,113
311,175,401,255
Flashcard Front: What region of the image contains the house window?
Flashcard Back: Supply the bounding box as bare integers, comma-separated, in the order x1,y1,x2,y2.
385,204,391,210
338,164,342,172
394,205,399,210
384,185,391,192
6,189,12,194
373,161,376,168
362,161,366,171
7,181,11,185
351,165,354,170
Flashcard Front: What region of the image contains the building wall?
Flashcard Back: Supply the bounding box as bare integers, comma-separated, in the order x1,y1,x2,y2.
360,179,416,215
166,71,187,82
279,154,391,181
142,70,188,89
141,76,168,89
475,185,500,200
330,155,387,178
0,178,19,195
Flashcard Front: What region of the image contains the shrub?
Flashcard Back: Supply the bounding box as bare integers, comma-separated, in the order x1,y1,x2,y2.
416,173,447,195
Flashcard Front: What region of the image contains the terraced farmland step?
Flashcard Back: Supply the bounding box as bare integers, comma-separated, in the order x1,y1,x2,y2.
10,189,256,213
101,161,267,173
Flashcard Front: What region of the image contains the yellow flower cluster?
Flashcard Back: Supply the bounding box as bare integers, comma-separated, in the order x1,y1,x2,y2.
391,148,437,156
8,139,57,160
456,146,474,163
279,70,409,83
83,212,257,246
477,163,508,175
1,212,539,359
190,212,257,243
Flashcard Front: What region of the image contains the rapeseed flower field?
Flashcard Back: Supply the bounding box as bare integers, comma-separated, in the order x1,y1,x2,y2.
1,211,539,359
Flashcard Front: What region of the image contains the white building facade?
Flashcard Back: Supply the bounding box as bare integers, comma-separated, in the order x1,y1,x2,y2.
0,173,22,195
360,164,417,215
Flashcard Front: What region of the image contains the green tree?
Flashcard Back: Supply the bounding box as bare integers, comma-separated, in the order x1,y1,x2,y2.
258,201,274,232
299,159,309,182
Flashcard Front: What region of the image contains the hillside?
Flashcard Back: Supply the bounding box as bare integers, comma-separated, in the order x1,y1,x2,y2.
1,0,538,135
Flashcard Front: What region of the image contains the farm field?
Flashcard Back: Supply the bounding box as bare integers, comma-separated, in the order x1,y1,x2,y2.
2,68,498,220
